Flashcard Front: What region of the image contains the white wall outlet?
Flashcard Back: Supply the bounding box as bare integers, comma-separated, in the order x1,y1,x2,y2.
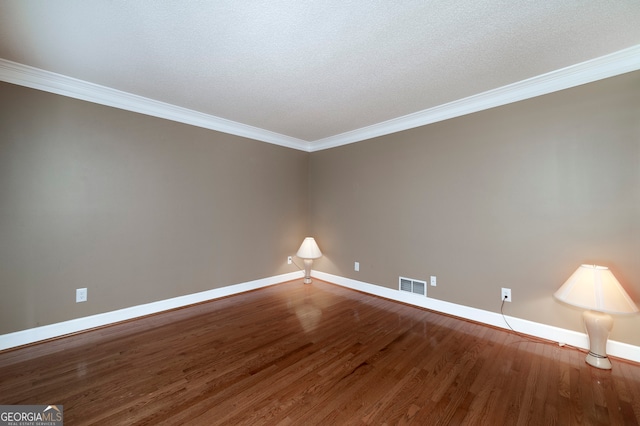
501,288,512,302
76,288,87,303
430,276,437,286
354,261,360,272
287,256,292,265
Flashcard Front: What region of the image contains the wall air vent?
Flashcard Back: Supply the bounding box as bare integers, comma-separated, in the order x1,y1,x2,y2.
399,277,427,297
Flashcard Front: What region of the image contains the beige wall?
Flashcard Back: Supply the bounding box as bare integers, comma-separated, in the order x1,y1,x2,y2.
0,82,309,334
310,71,640,346
2,71,639,347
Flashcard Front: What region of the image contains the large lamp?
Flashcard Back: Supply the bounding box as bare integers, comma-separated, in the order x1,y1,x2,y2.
296,237,322,284
554,264,638,369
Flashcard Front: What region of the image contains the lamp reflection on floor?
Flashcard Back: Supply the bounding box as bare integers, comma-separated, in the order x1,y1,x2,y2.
294,303,323,333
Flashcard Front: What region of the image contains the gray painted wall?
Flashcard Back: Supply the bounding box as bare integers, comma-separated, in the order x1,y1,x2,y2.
310,71,640,346
0,82,308,334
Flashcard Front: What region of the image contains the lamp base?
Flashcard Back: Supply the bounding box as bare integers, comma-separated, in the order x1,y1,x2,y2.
585,351,612,370
583,310,614,370
303,259,313,284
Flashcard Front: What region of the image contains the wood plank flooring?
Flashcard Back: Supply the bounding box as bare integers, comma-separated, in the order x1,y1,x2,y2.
1,279,639,425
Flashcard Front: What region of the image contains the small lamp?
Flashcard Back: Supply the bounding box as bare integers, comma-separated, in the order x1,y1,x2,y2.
296,237,322,284
554,264,638,369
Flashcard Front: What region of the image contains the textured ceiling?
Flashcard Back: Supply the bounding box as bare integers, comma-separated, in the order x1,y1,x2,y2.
1,1,639,149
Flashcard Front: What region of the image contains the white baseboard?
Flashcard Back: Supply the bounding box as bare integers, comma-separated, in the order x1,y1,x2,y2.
0,271,303,351
3,269,638,364
312,270,640,364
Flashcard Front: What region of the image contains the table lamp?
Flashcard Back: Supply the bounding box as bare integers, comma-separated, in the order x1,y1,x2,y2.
296,237,322,284
554,264,638,369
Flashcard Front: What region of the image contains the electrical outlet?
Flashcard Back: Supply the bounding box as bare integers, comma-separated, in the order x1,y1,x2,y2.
354,262,360,272
287,256,292,265
501,288,511,302
430,276,437,286
76,288,87,303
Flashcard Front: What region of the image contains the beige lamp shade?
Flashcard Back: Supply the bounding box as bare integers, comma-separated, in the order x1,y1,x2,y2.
296,237,322,260
554,265,638,315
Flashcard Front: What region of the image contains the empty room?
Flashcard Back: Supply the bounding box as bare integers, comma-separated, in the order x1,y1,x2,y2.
1,1,639,425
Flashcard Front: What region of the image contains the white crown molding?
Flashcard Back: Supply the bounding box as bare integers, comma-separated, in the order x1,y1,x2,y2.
310,44,640,152
2,45,639,153
312,270,640,364
0,59,311,152
0,271,303,351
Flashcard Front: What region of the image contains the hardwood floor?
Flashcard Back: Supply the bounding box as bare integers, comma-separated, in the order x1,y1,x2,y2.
1,279,639,425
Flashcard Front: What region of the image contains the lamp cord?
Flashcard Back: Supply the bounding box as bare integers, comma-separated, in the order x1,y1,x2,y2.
500,297,550,346
290,258,304,271
500,297,517,334
500,297,594,356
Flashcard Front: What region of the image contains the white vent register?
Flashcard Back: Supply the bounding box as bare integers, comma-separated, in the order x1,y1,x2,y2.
399,277,427,297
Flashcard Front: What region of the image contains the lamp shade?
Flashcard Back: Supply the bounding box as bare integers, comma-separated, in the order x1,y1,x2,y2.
554,265,638,315
296,237,322,259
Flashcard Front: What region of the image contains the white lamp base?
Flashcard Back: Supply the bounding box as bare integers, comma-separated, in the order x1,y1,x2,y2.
302,259,313,284
583,310,613,370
